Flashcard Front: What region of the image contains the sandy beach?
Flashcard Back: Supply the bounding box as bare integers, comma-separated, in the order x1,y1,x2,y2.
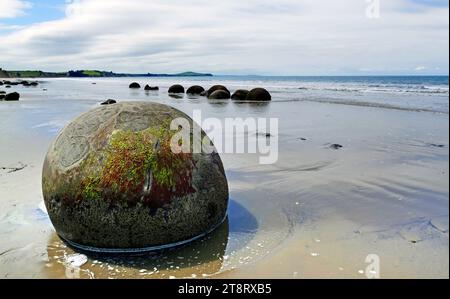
0,77,448,279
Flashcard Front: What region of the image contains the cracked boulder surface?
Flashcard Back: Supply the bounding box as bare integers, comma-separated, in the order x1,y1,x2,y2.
42,102,229,250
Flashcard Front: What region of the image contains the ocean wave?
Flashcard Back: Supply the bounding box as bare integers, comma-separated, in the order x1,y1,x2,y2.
274,98,448,114
294,84,449,95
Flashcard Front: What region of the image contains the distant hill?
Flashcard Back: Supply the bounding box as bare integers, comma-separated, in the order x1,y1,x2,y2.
0,69,66,78
0,68,213,78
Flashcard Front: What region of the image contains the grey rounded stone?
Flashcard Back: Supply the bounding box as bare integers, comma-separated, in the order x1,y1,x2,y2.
129,82,141,88
168,84,185,93
42,102,229,251
4,92,20,101
208,90,231,100
186,85,205,95
207,85,229,97
246,88,271,101
231,89,249,101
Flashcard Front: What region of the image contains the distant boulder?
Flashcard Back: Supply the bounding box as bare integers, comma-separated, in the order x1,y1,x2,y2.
129,82,141,89
4,92,20,101
329,144,343,150
208,90,230,100
30,81,39,86
144,85,159,91
101,99,117,105
20,81,30,86
186,85,205,95
168,84,185,93
207,85,229,97
231,89,249,101
246,88,271,101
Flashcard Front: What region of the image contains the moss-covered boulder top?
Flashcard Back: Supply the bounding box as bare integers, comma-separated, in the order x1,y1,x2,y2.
42,102,229,250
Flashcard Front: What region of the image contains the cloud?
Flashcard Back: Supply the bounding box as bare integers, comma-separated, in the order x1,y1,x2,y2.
0,0,448,75
0,0,32,19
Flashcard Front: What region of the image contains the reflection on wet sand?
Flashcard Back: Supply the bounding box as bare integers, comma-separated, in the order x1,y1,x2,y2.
232,101,270,111
169,94,184,100
145,90,159,96
43,200,260,279
45,219,229,279
207,99,230,107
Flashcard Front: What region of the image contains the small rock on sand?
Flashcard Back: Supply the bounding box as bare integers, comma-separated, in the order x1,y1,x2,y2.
231,89,249,101
168,84,185,93
208,90,230,100
144,85,159,91
207,85,229,97
129,82,141,89
65,254,88,268
186,85,205,95
329,144,343,150
4,92,20,101
246,88,271,101
100,99,117,105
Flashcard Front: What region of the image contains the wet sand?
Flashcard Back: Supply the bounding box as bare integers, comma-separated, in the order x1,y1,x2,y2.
0,79,448,278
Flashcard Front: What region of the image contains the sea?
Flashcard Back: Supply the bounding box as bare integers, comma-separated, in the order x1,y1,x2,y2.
8,75,448,113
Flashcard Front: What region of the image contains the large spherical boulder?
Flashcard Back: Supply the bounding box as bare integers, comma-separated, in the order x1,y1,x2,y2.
129,82,141,89
231,89,249,101
246,88,271,101
168,84,185,93
207,85,229,97
186,85,205,95
4,92,20,101
42,102,229,251
208,90,230,100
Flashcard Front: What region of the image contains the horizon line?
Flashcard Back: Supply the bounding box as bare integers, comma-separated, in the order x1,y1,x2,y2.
1,68,448,78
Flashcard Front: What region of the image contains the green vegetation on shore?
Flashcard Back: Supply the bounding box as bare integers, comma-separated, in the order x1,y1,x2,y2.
0,68,213,78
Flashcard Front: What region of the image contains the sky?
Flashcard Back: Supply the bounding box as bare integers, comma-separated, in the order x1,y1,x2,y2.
0,0,448,75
